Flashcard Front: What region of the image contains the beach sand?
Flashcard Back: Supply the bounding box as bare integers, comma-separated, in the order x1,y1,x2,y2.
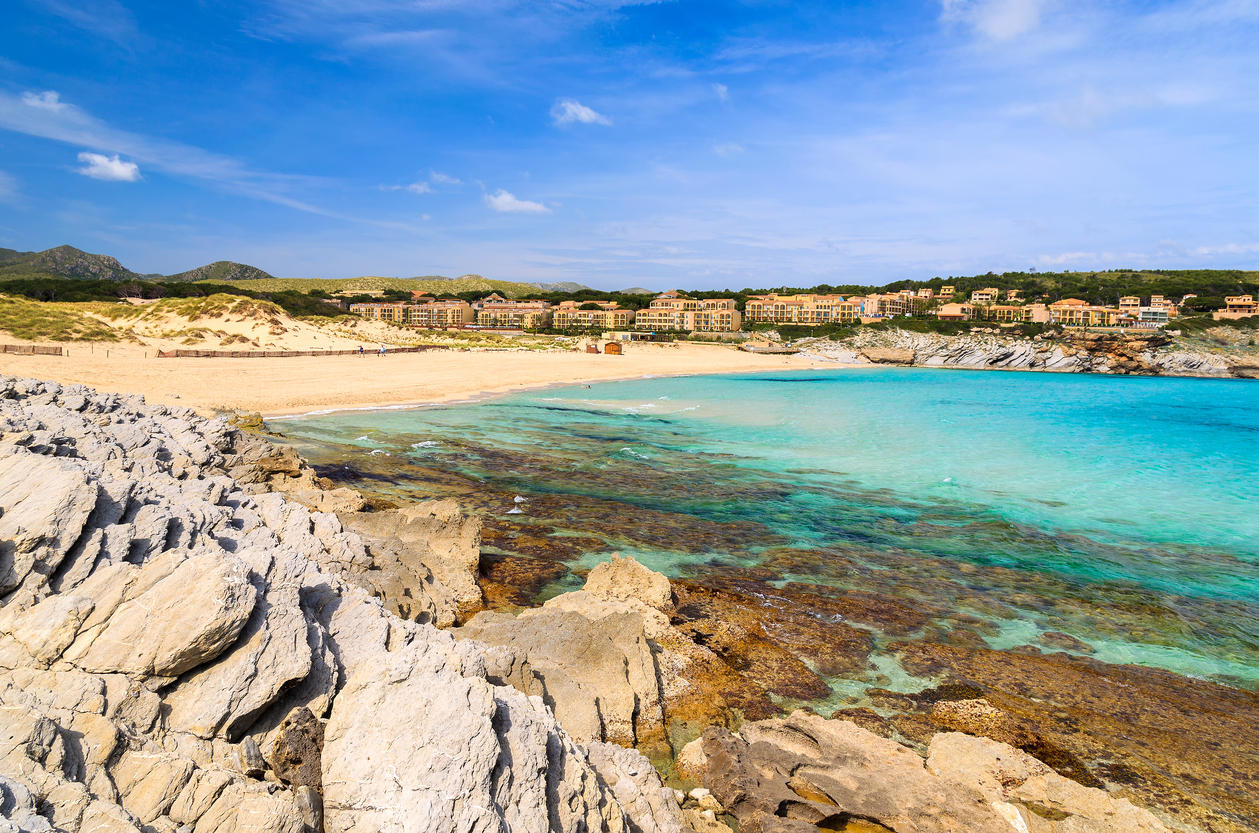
0,340,837,416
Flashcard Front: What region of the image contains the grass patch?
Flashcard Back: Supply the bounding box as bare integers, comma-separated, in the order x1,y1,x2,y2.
0,295,123,342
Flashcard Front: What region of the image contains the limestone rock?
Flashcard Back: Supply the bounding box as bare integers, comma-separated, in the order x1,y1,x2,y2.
859,347,915,365
700,711,1017,833
584,555,674,610
927,732,1171,832
0,450,97,596
321,632,626,833
586,741,685,833
456,608,663,747
338,500,483,626
65,551,256,677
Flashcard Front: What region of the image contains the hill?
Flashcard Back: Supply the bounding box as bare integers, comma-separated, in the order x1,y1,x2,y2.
529,280,595,293
0,245,141,282
221,274,542,298
165,260,276,283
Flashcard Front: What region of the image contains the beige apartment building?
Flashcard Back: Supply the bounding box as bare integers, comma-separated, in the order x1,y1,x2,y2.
474,294,552,328
551,300,636,330
970,287,1000,304
939,286,956,298
349,300,473,327
1048,299,1120,327
634,293,742,332
744,293,852,324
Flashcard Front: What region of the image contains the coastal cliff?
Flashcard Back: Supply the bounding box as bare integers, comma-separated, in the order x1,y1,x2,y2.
798,327,1259,378
0,375,1237,833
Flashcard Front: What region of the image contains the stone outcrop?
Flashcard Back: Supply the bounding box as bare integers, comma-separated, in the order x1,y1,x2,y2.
696,711,1170,833
338,499,483,626
802,327,1247,377
0,375,660,833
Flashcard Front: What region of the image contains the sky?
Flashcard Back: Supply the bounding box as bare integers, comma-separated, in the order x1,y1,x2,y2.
0,0,1257,290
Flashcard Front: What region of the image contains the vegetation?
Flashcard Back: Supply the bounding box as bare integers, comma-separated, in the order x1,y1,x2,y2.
164,261,275,283
0,278,350,320
222,275,540,298
0,295,122,342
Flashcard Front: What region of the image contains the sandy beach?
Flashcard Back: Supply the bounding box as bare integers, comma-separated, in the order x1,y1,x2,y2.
0,340,835,416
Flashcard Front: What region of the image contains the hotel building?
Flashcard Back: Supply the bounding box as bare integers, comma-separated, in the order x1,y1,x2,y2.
551,300,637,330
634,293,742,332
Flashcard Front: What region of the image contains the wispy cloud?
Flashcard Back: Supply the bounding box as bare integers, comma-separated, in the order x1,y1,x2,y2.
551,99,611,126
430,171,462,185
21,91,67,112
485,190,551,213
714,143,744,157
34,0,139,45
0,170,17,203
0,89,331,215
942,0,1045,41
76,152,141,181
713,83,729,102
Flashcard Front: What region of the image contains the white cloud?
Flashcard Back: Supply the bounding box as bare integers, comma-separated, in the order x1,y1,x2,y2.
406,181,431,194
0,89,333,215
713,83,729,102
76,152,141,181
484,190,551,213
551,98,611,126
714,143,744,157
942,0,1045,40
21,91,67,111
430,171,462,184
1191,242,1259,255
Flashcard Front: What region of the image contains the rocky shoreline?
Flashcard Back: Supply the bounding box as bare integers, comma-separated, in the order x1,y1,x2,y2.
0,374,1250,833
798,327,1259,378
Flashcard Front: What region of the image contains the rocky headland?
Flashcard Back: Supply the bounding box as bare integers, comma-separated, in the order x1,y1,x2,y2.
1,374,1253,833
798,327,1259,378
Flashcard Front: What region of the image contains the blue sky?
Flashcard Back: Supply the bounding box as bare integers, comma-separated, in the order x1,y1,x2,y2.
1,0,1257,289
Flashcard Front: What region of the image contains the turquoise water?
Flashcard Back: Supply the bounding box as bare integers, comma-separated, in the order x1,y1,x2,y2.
279,368,1259,689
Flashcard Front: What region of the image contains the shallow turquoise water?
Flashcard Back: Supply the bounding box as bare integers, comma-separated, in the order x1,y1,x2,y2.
279,368,1259,688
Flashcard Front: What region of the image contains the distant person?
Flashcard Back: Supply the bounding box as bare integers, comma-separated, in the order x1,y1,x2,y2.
379,344,386,357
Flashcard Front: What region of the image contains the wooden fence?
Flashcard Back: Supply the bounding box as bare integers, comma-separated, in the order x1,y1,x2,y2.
1,344,63,356
156,345,448,358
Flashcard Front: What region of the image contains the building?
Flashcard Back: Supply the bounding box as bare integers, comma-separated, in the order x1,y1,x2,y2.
1119,296,1141,316
1048,299,1121,327
939,286,956,298
969,287,1000,304
474,294,552,328
1215,295,1259,320
937,302,975,321
348,299,473,327
744,293,853,325
551,301,636,330
634,293,742,332
1005,289,1022,301
1139,306,1169,325
407,299,473,328
983,305,1028,323
348,302,407,323
916,288,935,300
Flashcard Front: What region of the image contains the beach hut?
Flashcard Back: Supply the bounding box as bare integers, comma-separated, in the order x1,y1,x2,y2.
603,341,623,355
586,344,602,354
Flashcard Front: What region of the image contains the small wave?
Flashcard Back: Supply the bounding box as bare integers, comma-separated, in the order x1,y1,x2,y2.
681,406,700,412
658,396,670,400
411,441,439,448
369,449,390,457
619,447,650,459
506,507,524,514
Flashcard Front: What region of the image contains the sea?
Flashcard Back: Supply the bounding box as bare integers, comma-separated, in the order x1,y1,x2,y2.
277,368,1259,697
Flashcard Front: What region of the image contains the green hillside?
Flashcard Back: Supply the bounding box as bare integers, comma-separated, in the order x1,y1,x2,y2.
165,261,275,283
219,274,541,298
0,245,141,282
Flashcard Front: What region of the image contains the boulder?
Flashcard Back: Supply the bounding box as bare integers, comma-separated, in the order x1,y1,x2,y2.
0,450,98,597
321,632,627,833
63,551,256,677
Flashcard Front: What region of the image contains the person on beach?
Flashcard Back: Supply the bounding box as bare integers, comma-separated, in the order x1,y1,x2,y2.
358,345,364,356
379,344,387,357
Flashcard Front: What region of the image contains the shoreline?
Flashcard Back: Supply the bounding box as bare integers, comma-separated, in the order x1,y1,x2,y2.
0,341,856,418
